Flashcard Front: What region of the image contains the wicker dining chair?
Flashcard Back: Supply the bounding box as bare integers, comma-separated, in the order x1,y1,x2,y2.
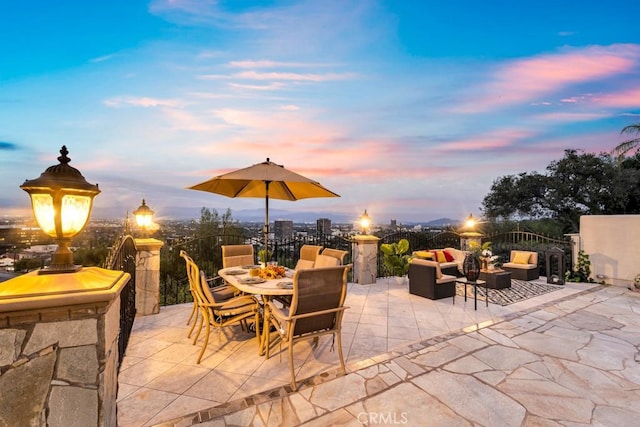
320,248,348,265
264,264,351,390
180,250,259,363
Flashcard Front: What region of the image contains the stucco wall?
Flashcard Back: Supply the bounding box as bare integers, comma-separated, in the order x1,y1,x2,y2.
580,215,640,286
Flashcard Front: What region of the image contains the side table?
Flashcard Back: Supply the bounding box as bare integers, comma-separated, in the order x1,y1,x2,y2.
455,277,487,310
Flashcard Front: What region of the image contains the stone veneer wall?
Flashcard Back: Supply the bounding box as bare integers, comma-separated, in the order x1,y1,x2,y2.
0,269,127,426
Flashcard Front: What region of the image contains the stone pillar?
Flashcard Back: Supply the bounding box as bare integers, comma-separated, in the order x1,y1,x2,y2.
0,267,130,427
134,238,164,316
352,235,380,285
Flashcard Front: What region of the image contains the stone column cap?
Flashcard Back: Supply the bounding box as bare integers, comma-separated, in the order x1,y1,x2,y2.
134,238,164,251
352,235,380,243
0,267,130,313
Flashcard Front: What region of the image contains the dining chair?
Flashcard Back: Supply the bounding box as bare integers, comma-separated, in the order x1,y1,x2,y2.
222,244,256,268
180,250,260,363
295,245,323,270
320,248,348,265
180,250,235,336
264,264,351,391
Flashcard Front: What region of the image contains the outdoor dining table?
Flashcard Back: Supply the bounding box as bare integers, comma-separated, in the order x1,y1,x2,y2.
218,266,294,355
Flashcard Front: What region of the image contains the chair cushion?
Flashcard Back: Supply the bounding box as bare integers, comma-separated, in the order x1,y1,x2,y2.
314,254,340,267
295,259,315,270
512,251,531,264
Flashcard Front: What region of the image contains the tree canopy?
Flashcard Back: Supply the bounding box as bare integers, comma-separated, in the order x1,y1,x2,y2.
481,149,640,233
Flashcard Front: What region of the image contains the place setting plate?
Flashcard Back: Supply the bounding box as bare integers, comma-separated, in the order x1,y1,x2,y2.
276,281,293,289
239,277,266,284
226,270,246,276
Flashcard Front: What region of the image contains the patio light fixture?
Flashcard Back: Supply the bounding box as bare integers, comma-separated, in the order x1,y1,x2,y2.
133,199,155,233
359,209,371,234
464,213,476,230
20,146,100,274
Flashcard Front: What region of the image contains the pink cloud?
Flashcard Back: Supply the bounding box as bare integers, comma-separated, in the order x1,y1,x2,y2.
456,44,640,113
592,87,640,108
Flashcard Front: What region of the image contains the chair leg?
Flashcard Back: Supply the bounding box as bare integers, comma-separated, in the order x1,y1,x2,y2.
288,339,297,391
187,302,199,338
192,309,204,345
186,300,196,325
336,331,347,376
197,317,211,364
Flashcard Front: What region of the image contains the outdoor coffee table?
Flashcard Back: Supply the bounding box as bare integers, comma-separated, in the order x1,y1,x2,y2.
455,277,487,310
479,269,512,289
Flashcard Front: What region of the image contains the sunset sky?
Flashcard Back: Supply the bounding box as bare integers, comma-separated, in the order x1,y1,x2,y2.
1,0,639,225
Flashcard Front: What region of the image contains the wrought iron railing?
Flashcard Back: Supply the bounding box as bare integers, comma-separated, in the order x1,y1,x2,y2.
160,232,354,306
104,234,137,371
375,230,572,277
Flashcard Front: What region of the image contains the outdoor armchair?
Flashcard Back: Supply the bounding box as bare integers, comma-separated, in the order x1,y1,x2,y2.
264,264,351,391
502,250,540,281
181,250,259,364
408,258,456,300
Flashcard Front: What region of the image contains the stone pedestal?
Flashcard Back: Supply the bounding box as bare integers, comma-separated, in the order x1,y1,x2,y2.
0,267,130,427
134,238,164,316
352,235,380,285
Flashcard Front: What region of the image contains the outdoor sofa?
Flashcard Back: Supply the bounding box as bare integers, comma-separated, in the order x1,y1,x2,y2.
502,250,540,281
413,247,466,277
408,258,456,300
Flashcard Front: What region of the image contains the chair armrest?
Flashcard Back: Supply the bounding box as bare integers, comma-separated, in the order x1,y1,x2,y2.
290,306,348,320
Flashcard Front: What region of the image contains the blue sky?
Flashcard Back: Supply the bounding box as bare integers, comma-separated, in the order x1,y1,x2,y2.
1,0,639,224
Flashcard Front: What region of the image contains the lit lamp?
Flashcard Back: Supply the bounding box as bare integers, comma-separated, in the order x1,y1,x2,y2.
133,199,155,237
359,209,371,235
20,146,100,274
464,213,476,230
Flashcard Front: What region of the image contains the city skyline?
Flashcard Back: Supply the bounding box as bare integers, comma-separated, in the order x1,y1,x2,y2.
1,1,639,224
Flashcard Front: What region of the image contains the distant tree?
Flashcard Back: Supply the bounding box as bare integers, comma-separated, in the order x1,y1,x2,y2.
482,149,640,233
73,246,110,266
612,123,640,162
14,258,43,273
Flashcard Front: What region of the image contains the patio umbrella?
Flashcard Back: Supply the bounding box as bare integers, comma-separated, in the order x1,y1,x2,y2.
187,158,340,251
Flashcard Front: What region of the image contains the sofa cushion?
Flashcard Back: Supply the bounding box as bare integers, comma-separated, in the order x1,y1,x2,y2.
512,251,531,264
442,250,454,262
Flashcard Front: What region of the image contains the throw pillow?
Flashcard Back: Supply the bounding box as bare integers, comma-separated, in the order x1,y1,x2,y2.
443,250,454,262
436,251,447,263
512,251,531,264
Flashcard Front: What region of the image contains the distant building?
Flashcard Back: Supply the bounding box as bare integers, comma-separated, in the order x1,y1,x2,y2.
274,220,294,241
316,218,331,236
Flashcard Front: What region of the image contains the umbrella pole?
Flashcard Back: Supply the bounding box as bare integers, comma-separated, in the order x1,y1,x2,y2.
264,181,270,258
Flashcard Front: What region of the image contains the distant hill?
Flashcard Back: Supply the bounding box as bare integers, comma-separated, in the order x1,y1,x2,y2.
93,205,461,225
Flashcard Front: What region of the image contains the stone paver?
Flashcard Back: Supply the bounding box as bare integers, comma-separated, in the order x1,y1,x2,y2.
135,283,640,426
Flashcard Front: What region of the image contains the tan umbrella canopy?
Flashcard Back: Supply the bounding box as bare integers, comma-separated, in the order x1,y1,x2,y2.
187,158,340,251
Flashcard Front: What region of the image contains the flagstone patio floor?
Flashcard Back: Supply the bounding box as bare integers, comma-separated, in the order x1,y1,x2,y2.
117,278,640,426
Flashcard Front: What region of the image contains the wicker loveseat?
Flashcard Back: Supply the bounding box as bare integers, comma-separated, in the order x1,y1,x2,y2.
413,247,466,277
502,250,540,281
